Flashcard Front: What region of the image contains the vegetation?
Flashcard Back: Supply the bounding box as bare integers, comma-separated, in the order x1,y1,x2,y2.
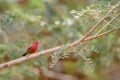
0,0,120,80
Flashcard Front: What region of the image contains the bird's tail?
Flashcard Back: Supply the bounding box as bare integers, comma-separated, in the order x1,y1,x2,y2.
22,52,28,56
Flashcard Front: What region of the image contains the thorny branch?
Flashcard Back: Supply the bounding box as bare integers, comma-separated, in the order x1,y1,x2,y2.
0,1,120,69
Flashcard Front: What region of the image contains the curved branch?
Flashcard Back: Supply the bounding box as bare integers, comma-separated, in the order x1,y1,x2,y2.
0,1,119,69
0,28,120,69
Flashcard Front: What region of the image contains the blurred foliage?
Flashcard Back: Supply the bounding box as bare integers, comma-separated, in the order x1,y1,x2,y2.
0,0,120,80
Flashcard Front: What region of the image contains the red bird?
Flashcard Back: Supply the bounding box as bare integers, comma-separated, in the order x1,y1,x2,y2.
22,40,40,56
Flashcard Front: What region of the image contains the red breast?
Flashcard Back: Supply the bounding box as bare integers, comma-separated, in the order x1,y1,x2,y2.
27,40,40,53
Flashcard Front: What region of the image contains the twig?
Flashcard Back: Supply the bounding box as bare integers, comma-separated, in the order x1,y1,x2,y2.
85,28,120,41
95,13,120,35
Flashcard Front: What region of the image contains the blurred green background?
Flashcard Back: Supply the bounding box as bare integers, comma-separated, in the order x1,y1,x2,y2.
0,0,120,80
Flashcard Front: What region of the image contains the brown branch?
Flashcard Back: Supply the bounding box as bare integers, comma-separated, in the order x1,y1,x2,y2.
0,28,119,69
0,1,120,69
85,28,120,41
95,13,120,35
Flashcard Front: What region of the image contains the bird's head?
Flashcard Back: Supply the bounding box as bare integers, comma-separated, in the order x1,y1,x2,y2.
33,40,40,45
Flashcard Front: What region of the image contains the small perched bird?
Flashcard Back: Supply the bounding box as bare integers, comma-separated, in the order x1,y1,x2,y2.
22,40,40,56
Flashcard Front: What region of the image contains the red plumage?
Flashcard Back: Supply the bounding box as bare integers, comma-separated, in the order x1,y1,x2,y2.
22,40,40,56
